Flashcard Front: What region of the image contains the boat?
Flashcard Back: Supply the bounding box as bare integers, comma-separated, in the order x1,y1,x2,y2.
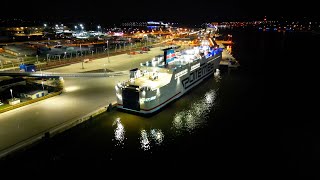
115,38,223,115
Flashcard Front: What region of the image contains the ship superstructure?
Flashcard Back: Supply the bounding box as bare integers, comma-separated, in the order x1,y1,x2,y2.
115,39,222,114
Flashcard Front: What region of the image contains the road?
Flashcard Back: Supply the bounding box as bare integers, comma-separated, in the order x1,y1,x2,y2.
0,46,165,154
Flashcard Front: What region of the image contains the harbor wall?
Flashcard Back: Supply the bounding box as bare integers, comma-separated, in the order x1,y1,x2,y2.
0,101,117,159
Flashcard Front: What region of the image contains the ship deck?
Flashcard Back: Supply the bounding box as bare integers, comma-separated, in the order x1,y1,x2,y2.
128,71,172,89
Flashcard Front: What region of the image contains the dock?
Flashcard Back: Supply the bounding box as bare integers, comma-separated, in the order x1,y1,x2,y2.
216,40,240,72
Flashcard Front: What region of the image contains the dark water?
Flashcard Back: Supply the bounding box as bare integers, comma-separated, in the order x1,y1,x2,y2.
2,30,317,177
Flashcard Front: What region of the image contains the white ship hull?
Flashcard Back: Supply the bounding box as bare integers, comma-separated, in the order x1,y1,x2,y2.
116,51,222,115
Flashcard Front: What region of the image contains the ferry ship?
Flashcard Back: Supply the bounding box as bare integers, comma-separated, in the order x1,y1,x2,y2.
115,38,223,115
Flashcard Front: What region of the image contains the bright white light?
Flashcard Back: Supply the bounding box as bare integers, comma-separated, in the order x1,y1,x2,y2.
116,93,122,101
112,118,125,146
156,88,160,97
150,129,164,145
152,60,156,67
140,129,150,150
214,69,220,77
145,96,156,102
205,92,214,104
214,69,221,82
140,98,145,104
141,90,146,97
64,86,80,92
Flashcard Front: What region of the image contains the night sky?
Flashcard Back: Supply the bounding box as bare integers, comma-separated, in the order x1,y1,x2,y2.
1,0,319,24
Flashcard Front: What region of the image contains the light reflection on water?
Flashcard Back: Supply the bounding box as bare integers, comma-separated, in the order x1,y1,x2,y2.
140,129,150,151
112,118,126,146
214,70,222,82
150,129,164,145
140,129,165,151
172,89,217,134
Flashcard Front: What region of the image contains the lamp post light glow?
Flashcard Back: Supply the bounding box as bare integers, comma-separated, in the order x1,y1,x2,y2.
10,89,13,100
41,81,44,91
107,40,110,63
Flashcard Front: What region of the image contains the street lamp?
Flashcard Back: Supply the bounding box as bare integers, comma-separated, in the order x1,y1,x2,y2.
10,89,13,100
107,40,110,63
130,42,133,57
41,81,44,91
79,24,83,32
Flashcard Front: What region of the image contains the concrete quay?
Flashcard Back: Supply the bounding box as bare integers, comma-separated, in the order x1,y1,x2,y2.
0,45,165,159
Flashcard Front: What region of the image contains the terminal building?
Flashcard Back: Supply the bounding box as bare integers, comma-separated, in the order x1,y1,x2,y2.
20,90,48,99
